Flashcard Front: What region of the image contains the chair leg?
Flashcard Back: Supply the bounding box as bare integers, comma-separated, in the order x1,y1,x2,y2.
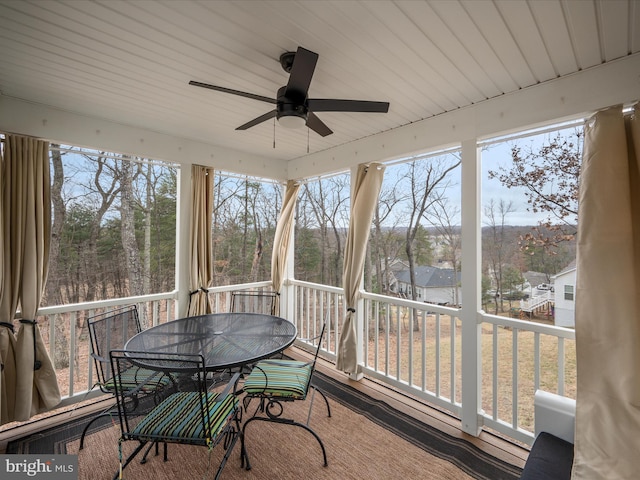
79,408,116,450
305,386,332,426
112,442,148,480
242,416,328,469
213,428,240,480
312,385,332,418
140,442,167,464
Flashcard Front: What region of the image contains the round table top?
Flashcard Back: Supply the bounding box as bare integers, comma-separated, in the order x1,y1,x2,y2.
125,313,297,371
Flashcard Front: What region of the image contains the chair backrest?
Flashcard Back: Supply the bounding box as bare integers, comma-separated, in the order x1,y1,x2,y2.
109,349,234,443
308,322,327,372
87,305,141,390
230,290,279,316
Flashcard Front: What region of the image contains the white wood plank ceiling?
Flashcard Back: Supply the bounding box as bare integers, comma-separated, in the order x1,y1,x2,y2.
0,0,638,163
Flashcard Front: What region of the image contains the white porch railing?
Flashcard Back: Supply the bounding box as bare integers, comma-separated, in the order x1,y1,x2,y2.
13,280,575,446
30,283,274,407
479,312,575,444
287,280,576,446
33,291,180,407
520,290,555,312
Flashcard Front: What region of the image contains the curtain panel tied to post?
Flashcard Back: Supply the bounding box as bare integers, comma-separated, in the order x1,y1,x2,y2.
187,165,214,317
572,103,640,479
271,180,300,316
0,135,61,424
336,163,385,374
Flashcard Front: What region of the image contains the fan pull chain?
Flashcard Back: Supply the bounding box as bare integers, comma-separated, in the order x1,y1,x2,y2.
273,117,276,149
307,127,310,153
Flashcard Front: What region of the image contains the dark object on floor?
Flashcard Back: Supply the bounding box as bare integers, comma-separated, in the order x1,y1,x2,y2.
519,390,576,480
519,432,574,480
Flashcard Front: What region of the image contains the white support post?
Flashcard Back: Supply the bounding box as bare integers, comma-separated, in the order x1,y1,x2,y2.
175,164,192,319
460,139,483,436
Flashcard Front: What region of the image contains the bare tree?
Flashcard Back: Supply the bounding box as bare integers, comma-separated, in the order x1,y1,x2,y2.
80,153,121,301
488,130,581,254
425,198,461,305
402,157,461,303
483,198,515,314
118,156,143,298
251,182,281,282
212,175,244,284
301,176,349,286
47,146,70,369
46,146,66,306
371,173,404,295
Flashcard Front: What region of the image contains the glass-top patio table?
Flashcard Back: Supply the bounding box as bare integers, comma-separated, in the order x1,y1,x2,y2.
124,313,297,372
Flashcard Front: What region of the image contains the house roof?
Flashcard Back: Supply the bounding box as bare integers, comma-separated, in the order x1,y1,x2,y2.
523,271,549,287
395,266,460,289
554,260,577,279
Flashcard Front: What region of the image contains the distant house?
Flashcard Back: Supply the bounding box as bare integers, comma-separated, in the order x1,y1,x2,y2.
393,265,462,306
553,260,577,328
522,271,550,298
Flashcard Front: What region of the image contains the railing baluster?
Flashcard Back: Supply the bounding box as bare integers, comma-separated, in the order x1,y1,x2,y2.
558,337,565,396
435,313,441,397
492,325,498,420
408,309,414,386
396,308,402,381
48,313,55,359
512,328,519,430
450,315,456,403
421,311,427,392
69,311,76,397
534,332,540,391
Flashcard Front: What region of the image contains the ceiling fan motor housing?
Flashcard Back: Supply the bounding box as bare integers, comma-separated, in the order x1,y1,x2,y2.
276,85,308,123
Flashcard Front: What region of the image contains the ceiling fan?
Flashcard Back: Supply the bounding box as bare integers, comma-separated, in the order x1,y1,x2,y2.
189,46,389,137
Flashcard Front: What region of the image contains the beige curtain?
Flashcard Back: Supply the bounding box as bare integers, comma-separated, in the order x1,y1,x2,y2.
270,180,300,316
0,136,19,424
572,103,640,479
187,165,214,317
336,163,385,374
3,135,61,422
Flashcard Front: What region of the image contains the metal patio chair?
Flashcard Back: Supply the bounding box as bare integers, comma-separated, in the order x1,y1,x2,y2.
80,305,172,451
240,322,331,470
109,350,242,480
230,290,279,316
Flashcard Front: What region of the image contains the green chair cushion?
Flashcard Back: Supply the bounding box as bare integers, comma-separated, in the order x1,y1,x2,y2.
132,391,238,443
243,360,312,399
103,366,171,393
205,336,263,362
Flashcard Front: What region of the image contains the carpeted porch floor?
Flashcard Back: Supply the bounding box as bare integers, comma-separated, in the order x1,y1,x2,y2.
5,368,523,480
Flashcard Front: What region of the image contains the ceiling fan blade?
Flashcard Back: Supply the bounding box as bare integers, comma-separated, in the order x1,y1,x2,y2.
307,98,389,113
285,47,318,98
236,110,277,130
189,80,276,104
306,112,333,137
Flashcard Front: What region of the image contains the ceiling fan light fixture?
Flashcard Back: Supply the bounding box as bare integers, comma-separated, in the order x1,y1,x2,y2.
278,113,307,129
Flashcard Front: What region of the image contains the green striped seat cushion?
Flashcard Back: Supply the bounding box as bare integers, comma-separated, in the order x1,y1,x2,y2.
104,366,171,393
243,360,312,399
132,391,238,443
205,336,263,362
